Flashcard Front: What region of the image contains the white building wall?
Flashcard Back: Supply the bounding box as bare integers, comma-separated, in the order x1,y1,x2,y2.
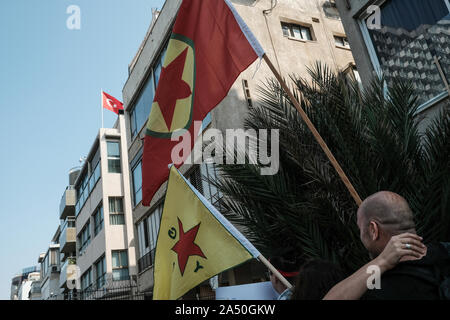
75,115,136,286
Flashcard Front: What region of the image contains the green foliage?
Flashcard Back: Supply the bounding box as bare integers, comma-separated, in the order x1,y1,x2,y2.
212,63,450,274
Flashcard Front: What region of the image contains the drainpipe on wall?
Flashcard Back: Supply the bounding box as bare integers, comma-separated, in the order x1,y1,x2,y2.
262,0,282,75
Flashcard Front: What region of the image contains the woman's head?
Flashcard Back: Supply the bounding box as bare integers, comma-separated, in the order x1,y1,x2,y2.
291,259,345,300
268,256,300,294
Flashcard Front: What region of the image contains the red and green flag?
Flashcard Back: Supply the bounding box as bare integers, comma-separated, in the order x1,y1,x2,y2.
142,0,264,206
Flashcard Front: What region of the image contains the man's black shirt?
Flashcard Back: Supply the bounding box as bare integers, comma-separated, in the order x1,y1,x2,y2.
362,242,450,300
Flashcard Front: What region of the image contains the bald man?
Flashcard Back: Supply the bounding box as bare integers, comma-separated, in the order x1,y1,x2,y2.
357,191,417,259
357,191,450,300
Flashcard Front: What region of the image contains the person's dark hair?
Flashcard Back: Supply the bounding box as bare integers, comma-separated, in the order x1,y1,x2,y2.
291,259,345,300
269,256,300,284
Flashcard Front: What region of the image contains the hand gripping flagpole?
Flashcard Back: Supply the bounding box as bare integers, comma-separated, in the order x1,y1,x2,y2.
258,255,293,290
262,54,363,207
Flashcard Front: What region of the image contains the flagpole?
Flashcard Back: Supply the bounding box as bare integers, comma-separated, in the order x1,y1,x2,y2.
258,255,293,290
101,88,104,128
262,54,363,207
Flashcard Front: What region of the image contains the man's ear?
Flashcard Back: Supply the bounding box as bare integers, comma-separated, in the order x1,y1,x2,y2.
369,221,379,241
274,277,282,286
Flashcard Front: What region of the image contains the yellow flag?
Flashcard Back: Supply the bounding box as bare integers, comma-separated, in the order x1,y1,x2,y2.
153,166,261,300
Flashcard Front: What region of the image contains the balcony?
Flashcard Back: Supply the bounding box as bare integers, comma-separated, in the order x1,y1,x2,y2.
138,248,156,273
59,186,76,220
30,281,41,295
60,218,76,255
60,258,77,289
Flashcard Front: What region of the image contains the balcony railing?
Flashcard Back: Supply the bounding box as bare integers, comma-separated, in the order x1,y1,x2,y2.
30,282,42,294
75,162,101,216
138,248,156,273
74,283,143,300
59,186,77,219
59,257,77,289
60,218,76,254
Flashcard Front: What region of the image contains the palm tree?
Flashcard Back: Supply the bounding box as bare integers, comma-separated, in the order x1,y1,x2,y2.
212,63,450,274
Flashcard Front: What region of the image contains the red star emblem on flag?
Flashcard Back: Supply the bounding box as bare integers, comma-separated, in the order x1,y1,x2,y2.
171,218,206,276
153,47,192,131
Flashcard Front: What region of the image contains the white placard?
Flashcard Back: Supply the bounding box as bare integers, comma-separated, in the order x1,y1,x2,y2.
215,281,279,300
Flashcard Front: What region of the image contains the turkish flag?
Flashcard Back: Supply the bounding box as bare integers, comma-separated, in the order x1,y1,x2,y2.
102,91,124,115
141,0,264,206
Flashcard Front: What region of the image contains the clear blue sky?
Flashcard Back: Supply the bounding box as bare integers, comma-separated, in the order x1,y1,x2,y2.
0,0,165,299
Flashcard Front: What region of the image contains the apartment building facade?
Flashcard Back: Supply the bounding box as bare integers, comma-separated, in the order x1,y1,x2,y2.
72,112,137,299
31,112,138,300
39,226,62,300
122,0,355,298
10,275,21,300
334,0,450,131
17,272,41,300
57,167,79,299
10,266,40,300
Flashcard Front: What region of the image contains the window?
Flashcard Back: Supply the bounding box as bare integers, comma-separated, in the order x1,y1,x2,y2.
50,249,60,266
281,22,313,41
361,0,450,107
75,151,101,216
143,217,150,248
137,204,163,272
41,256,48,277
81,172,88,191
242,79,253,108
334,35,350,48
109,197,125,225
130,74,155,139
81,268,92,291
201,113,212,132
199,163,223,206
76,171,88,213
91,147,100,170
188,164,223,206
154,43,168,88
344,64,364,91
132,161,143,206
137,204,163,258
189,166,204,193
95,256,106,289
107,141,121,173
129,42,168,140
112,250,129,281
78,222,91,254
93,206,104,236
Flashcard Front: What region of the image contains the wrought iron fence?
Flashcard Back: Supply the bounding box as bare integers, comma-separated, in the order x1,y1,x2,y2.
64,286,215,300
65,281,147,300
138,248,156,273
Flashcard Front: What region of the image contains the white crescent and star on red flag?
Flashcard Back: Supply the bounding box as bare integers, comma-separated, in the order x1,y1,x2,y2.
102,91,124,115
